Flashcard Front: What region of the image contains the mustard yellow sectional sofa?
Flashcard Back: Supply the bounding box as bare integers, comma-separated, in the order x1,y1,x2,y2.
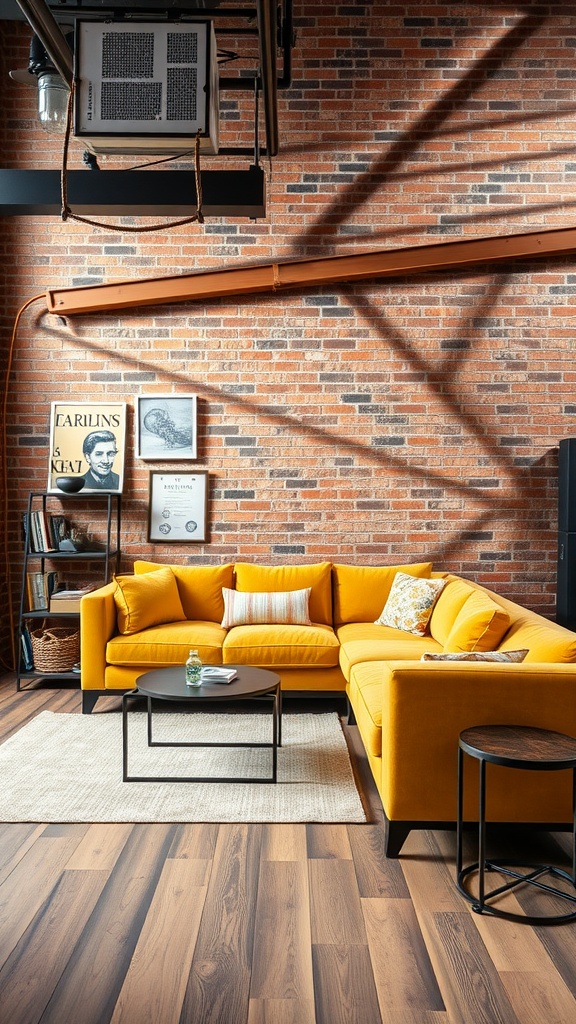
80,559,576,855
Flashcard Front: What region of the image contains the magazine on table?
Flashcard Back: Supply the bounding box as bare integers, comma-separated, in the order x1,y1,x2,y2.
200,666,238,684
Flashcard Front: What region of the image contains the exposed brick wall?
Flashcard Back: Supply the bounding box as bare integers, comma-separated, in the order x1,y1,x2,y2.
2,1,576,664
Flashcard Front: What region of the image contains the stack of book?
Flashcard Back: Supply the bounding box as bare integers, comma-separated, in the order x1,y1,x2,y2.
200,666,238,684
49,584,98,613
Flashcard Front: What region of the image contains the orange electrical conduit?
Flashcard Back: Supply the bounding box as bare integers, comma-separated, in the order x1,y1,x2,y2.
2,294,46,669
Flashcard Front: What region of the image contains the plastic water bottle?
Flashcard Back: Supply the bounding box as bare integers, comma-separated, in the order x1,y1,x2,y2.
185,649,202,687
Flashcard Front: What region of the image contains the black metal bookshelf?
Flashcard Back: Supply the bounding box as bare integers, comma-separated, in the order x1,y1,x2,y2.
17,491,121,691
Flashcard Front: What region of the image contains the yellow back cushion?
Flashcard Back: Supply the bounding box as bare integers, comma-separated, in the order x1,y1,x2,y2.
332,562,432,627
500,618,576,663
429,577,476,646
443,590,511,653
114,567,186,635
234,562,332,626
134,561,234,622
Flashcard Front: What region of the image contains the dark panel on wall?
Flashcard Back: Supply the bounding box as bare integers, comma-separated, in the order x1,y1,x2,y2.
558,438,576,533
557,530,576,630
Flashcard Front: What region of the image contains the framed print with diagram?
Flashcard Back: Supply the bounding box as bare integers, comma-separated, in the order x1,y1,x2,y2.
137,394,197,460
48,402,127,493
147,471,208,543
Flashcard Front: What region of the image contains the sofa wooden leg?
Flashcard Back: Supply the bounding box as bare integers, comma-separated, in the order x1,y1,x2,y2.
82,691,99,714
346,698,356,725
385,822,412,858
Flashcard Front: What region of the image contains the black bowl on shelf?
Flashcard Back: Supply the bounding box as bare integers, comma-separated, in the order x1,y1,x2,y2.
55,476,85,494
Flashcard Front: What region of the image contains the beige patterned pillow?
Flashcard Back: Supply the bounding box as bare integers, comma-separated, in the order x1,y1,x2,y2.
421,649,528,663
375,572,446,635
221,587,312,628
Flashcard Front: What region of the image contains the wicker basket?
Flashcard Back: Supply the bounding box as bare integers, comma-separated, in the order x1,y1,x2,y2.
30,626,80,673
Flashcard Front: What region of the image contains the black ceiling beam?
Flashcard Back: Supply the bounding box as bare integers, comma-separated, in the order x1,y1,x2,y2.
43,4,258,16
0,166,266,217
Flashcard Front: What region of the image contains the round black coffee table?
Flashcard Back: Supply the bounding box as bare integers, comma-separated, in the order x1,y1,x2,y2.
122,664,281,784
457,724,576,923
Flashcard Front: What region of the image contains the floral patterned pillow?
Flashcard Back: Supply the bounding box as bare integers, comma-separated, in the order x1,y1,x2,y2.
375,572,446,636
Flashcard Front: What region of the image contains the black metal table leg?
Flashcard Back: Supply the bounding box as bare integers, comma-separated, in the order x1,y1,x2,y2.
272,688,278,783
123,678,281,784
122,688,140,782
476,757,487,913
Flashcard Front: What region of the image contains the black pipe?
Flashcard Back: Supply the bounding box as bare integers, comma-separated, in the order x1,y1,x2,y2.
278,0,292,88
256,0,278,156
14,0,73,85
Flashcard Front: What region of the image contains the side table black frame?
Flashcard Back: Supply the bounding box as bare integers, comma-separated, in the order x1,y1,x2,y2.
457,724,576,924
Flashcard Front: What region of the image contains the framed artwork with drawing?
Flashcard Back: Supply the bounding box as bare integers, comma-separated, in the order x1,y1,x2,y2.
47,402,127,493
137,394,197,460
147,471,208,543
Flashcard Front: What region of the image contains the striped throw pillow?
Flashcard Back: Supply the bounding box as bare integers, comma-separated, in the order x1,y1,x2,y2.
221,587,312,628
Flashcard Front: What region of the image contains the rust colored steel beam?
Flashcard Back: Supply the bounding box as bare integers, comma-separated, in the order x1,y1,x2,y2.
46,224,576,315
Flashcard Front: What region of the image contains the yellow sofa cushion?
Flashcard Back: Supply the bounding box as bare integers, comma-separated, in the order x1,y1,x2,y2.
347,662,385,758
107,620,227,666
234,562,332,626
443,590,510,653
222,622,340,668
221,587,311,627
337,622,443,679
500,617,576,663
428,576,476,646
134,561,234,623
114,567,186,635
332,562,432,627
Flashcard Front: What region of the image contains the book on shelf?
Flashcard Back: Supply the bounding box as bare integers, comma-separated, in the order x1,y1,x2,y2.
49,584,98,612
26,570,59,611
49,515,67,549
20,626,34,670
28,512,42,553
22,512,31,548
32,510,56,552
22,512,39,552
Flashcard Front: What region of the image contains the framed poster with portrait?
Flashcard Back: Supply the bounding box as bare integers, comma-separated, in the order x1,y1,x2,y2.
147,471,208,543
137,394,197,460
47,402,127,493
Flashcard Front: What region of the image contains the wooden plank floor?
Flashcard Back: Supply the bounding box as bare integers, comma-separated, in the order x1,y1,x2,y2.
1,675,576,1024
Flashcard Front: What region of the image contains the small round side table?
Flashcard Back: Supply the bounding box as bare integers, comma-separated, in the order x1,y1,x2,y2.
457,724,576,924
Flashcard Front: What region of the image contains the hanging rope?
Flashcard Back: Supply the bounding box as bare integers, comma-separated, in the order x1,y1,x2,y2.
61,81,204,232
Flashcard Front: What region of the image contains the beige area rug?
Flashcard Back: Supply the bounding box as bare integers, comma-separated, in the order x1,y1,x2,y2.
0,711,366,823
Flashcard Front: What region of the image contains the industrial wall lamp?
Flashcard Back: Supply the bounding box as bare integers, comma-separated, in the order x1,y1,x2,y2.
9,31,72,134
